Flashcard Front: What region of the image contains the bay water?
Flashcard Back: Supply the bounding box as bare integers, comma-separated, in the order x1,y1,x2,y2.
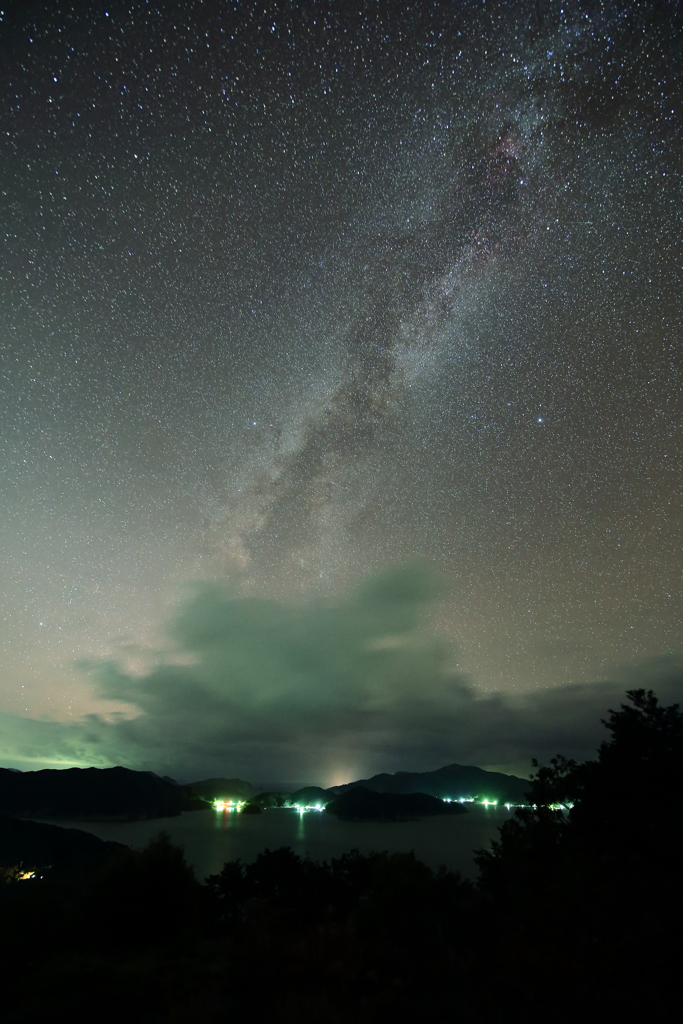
33,804,513,881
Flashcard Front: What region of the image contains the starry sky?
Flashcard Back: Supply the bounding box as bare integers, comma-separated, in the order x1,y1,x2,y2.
1,0,682,784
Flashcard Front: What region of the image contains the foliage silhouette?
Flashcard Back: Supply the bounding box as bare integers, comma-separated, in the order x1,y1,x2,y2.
1,688,682,1023
241,801,263,814
476,688,683,891
83,831,205,946
474,689,683,1022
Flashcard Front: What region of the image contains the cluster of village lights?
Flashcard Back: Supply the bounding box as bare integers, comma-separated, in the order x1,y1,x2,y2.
445,797,510,809
212,799,247,812
211,797,554,814
3,868,37,882
211,799,326,813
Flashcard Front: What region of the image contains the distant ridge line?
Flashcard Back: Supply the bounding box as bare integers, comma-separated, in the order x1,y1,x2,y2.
327,763,531,803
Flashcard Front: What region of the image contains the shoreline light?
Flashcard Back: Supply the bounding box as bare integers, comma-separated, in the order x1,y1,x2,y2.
294,803,325,814
212,799,247,812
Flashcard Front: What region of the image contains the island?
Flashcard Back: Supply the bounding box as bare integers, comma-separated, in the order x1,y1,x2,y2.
325,786,468,822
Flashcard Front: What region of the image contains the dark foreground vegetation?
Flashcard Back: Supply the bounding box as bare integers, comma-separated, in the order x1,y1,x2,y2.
0,815,125,883
1,689,681,1023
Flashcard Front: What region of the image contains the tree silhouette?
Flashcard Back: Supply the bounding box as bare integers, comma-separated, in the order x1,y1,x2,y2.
84,831,204,945
477,688,683,883
475,689,683,1022
3,689,682,1023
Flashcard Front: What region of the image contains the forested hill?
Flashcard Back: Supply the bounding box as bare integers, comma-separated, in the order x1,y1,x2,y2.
0,814,125,882
328,763,530,803
325,787,469,821
0,766,204,820
182,777,254,802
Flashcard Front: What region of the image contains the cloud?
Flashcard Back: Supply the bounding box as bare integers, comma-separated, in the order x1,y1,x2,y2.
84,562,463,779
0,711,112,772
2,566,682,783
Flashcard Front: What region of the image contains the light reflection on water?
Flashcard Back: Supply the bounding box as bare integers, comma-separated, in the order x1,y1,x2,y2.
32,805,514,881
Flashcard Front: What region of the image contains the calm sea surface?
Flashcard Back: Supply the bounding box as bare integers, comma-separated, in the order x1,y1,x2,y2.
33,805,513,881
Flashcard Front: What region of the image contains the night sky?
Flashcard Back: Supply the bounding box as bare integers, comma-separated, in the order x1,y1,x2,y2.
1,0,682,784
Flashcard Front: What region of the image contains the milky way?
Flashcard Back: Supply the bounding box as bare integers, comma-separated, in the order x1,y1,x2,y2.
1,1,681,778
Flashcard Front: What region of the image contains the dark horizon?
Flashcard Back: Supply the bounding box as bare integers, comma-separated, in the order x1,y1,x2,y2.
2,687,682,1024
2,652,683,785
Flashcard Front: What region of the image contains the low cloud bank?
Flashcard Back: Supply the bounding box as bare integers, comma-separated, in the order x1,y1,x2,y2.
3,566,682,782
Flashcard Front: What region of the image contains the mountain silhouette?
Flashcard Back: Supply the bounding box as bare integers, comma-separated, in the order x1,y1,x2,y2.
0,813,125,883
328,763,530,803
0,766,204,820
182,777,255,802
